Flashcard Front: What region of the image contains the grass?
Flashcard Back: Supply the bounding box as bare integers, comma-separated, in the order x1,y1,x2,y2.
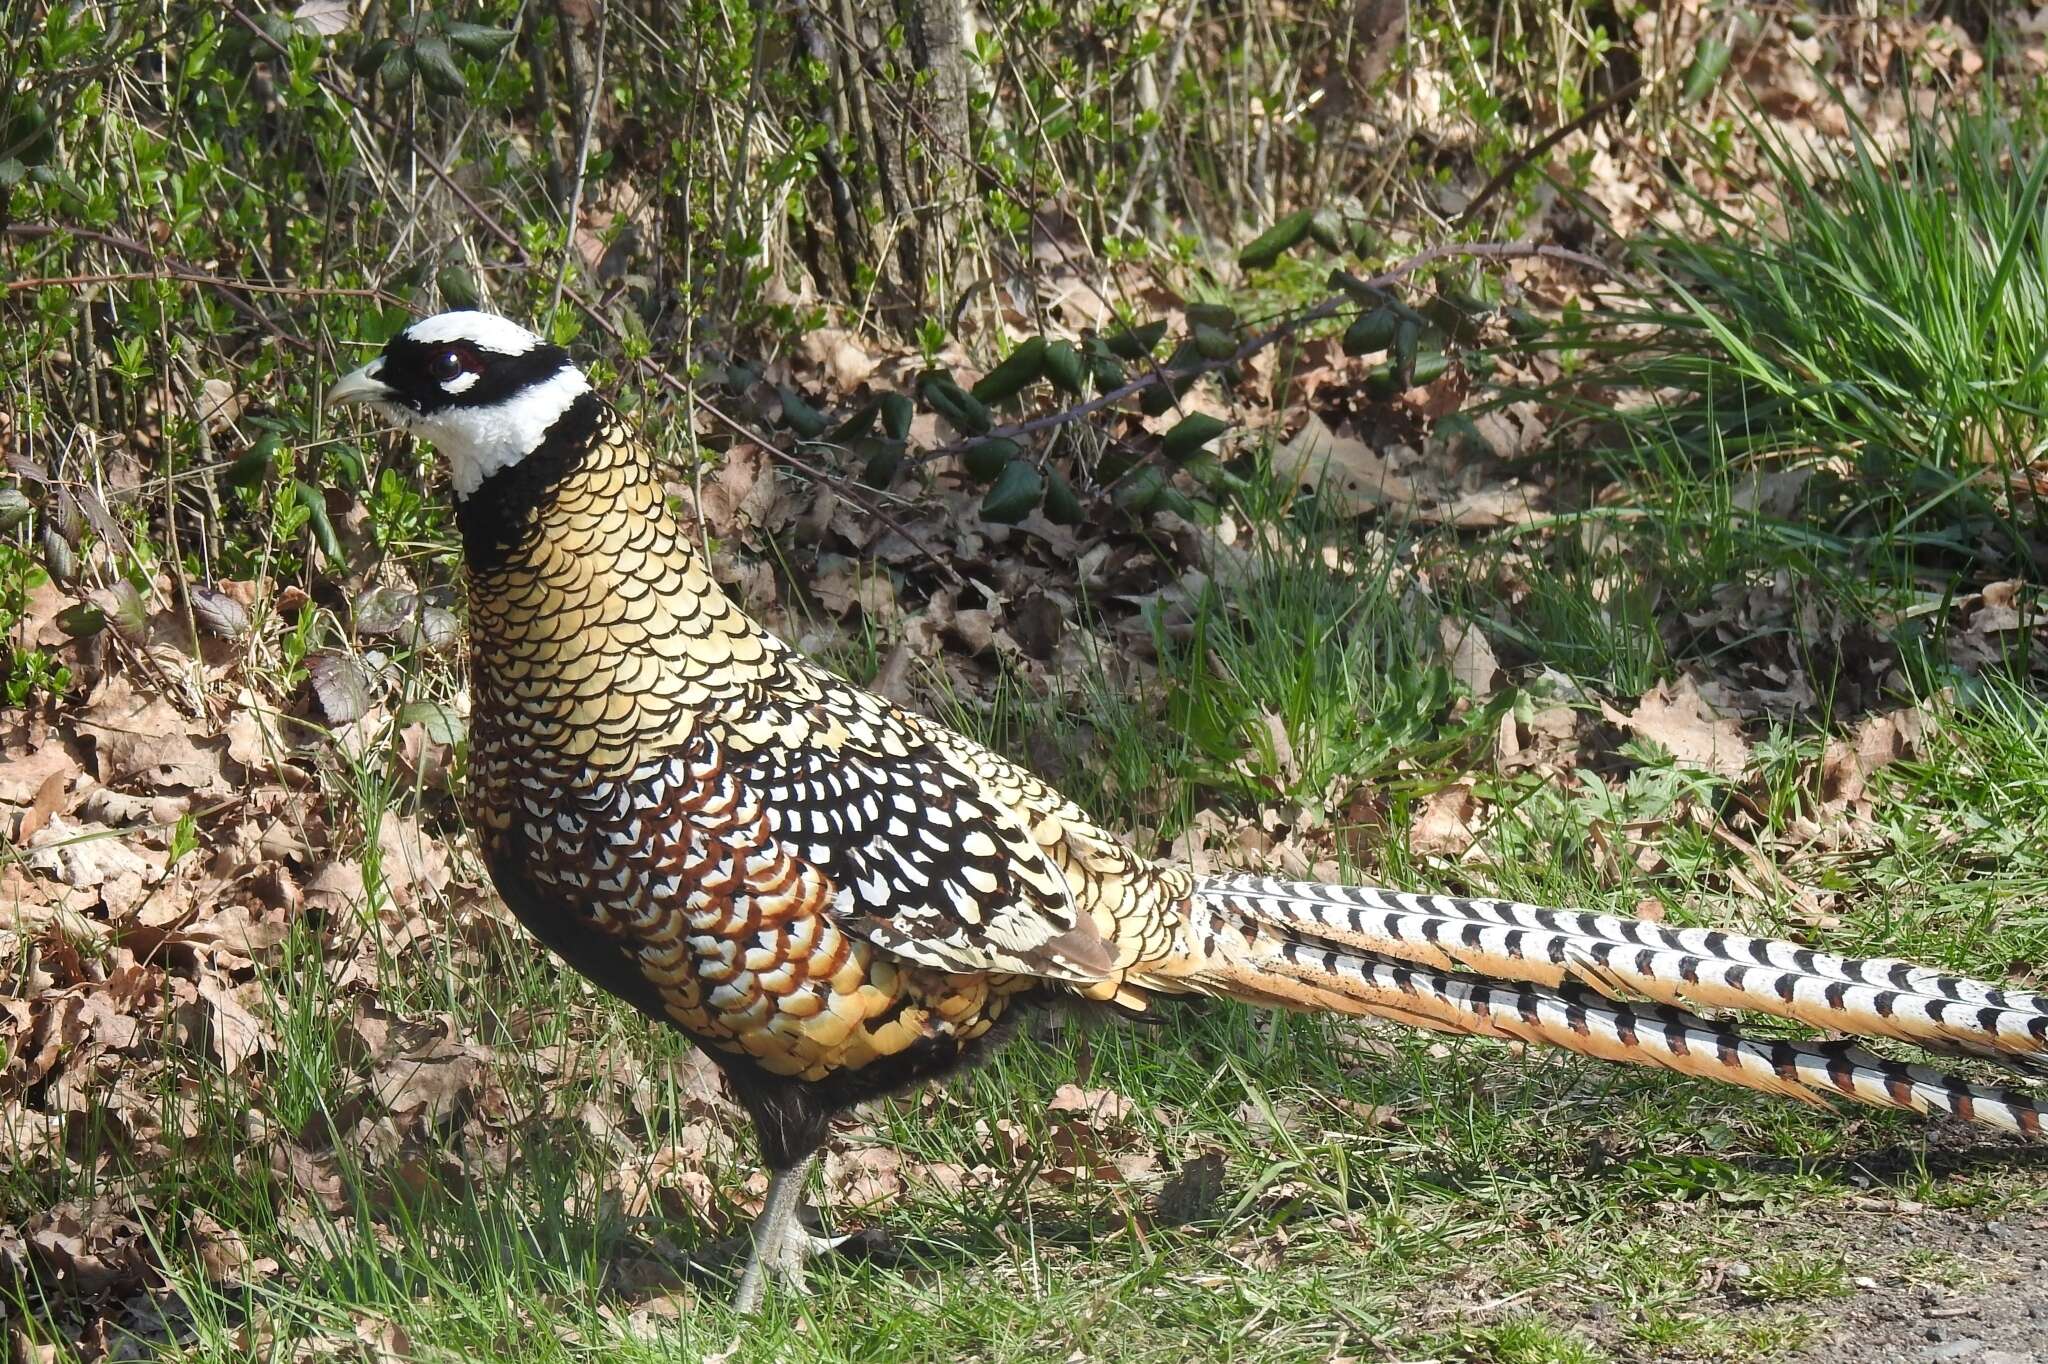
1534,98,2048,595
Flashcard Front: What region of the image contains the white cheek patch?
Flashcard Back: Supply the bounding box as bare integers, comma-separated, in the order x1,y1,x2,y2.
420,365,593,497
442,371,481,395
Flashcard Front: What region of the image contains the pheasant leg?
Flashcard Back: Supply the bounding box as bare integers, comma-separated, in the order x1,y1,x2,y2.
732,1155,850,1314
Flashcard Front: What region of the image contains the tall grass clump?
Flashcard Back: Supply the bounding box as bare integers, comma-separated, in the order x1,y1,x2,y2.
1550,100,2048,585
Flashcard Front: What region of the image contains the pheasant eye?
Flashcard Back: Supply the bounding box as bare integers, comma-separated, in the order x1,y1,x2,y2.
429,349,466,383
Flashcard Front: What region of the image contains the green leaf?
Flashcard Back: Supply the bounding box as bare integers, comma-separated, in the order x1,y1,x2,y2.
1103,320,1167,360
1504,306,1547,342
1185,302,1236,331
971,336,1049,403
445,22,517,59
1682,37,1733,105
1088,354,1125,394
1180,454,1251,496
962,438,1020,482
253,13,295,46
857,437,904,487
1307,211,1348,254
879,392,914,440
438,263,481,309
979,460,1044,524
353,36,397,77
397,700,466,746
0,486,31,533
777,386,829,439
56,602,105,638
40,529,75,586
1191,323,1236,361
1111,465,1166,514
1139,343,1202,416
1238,208,1316,271
1042,467,1082,524
919,372,992,436
228,434,279,488
827,402,878,445
1342,308,1397,356
1394,317,1420,384
378,42,417,89
1162,413,1230,462
0,93,54,167
295,480,343,564
168,814,199,866
1043,340,1086,396
414,36,469,96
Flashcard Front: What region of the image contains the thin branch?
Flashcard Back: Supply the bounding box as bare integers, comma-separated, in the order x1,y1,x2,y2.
547,2,608,323
1114,0,1202,237
913,241,1621,465
1,263,396,305
3,223,317,349
1454,77,1648,229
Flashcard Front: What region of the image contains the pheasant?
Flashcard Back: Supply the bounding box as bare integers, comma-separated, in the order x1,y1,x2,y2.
329,311,2048,1313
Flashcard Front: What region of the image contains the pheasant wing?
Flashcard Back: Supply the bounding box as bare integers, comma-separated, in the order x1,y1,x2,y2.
724,688,1121,984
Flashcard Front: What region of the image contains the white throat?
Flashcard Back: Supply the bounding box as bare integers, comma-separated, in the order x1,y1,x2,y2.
413,366,592,498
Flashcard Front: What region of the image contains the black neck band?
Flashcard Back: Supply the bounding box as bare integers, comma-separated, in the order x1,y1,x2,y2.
456,391,607,575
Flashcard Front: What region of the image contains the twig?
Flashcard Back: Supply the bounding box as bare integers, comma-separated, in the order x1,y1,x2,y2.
1454,77,1647,228
546,2,607,323
1113,0,1201,237
224,8,534,265
567,307,967,589
3,223,319,350
2,262,397,305
912,241,1620,465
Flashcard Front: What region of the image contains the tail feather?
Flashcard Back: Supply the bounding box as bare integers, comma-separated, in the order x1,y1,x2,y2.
1166,876,2048,1138
1249,937,2047,1137
1197,874,2048,1061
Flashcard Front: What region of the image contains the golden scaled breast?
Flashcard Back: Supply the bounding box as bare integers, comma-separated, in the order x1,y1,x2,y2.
466,427,794,774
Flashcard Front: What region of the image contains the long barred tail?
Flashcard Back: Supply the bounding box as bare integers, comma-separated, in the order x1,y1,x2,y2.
1187,874,2048,1138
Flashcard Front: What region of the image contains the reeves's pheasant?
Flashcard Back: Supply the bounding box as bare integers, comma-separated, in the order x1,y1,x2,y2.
329,312,2048,1313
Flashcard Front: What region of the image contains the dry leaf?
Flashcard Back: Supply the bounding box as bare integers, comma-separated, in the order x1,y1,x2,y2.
1409,783,1481,858
18,766,72,843
1439,619,1500,697
823,1143,905,1210
1602,676,1752,779
1047,1083,1134,1123
1272,414,1415,511
75,677,222,791
0,738,83,806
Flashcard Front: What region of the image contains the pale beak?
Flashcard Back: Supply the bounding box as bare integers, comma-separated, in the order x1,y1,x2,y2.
327,359,393,408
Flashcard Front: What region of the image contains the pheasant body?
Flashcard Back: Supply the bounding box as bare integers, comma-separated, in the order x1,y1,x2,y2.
329,311,2048,1311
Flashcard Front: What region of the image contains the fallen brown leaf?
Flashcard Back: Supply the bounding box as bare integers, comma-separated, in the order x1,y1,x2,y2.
1603,676,1751,779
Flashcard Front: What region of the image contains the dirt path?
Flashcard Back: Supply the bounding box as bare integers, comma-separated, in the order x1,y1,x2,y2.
1787,1203,2048,1364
